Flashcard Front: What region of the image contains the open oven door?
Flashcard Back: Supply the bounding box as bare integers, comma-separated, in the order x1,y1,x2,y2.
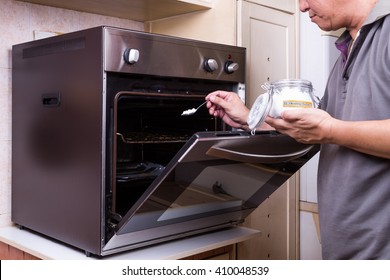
102,131,319,255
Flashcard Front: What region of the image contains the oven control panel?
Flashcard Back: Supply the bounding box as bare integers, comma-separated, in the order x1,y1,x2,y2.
124,51,241,75
105,27,245,83
123,47,241,75
203,59,240,74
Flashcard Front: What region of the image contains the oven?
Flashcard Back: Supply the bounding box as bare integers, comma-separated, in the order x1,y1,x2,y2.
12,26,318,256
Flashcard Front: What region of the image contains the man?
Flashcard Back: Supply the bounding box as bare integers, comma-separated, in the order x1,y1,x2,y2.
206,0,390,259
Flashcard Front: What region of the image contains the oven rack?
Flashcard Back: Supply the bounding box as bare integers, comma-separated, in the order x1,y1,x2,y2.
116,132,191,144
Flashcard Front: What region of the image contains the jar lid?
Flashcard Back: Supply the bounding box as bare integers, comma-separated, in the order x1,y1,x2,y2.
247,93,272,133
272,79,313,90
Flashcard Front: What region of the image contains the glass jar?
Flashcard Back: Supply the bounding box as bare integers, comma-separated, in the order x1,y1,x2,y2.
247,79,319,134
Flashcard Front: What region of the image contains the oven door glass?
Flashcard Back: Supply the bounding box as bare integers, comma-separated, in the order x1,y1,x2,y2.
103,131,318,254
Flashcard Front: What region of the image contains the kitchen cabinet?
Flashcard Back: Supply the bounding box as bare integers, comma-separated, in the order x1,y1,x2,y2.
238,181,298,259
0,226,258,259
244,0,295,14
236,0,298,259
146,0,236,45
0,240,234,260
17,0,213,22
237,0,297,106
0,241,40,260
148,0,299,260
180,245,235,260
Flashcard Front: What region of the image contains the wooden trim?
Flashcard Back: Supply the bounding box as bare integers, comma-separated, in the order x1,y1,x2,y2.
180,244,234,260
0,241,40,260
18,0,211,22
300,201,318,213
299,203,322,243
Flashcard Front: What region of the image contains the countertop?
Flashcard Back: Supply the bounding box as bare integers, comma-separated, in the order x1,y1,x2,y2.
0,225,260,260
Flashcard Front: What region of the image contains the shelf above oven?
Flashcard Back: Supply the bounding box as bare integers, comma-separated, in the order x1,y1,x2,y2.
18,0,212,22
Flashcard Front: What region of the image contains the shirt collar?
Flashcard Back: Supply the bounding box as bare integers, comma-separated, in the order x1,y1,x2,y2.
335,0,390,63
363,0,390,26
335,31,352,64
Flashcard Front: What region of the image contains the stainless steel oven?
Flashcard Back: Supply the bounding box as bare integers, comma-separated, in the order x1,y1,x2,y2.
12,26,318,256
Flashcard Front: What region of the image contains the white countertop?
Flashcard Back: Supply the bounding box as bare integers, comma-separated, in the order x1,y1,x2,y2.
0,225,260,260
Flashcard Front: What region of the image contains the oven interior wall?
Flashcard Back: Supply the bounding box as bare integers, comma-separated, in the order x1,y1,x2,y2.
106,73,239,223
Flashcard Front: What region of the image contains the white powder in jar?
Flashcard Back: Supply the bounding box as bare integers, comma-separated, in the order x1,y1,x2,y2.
269,88,314,118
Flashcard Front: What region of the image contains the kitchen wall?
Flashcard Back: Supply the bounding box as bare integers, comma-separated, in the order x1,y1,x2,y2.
0,0,143,227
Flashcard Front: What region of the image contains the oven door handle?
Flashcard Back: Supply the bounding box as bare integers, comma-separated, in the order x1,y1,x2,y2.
207,145,313,164
42,92,61,107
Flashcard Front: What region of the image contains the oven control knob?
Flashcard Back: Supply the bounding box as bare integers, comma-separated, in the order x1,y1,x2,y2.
224,61,239,74
204,58,219,72
123,48,140,64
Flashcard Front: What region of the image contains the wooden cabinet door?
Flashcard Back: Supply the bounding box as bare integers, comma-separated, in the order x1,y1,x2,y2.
237,0,297,106
237,180,299,260
236,0,299,260
241,0,295,13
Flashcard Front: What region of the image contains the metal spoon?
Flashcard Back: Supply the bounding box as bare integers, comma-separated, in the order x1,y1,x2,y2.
181,101,207,116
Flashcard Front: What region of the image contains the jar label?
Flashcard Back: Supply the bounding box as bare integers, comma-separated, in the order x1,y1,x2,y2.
283,100,313,108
